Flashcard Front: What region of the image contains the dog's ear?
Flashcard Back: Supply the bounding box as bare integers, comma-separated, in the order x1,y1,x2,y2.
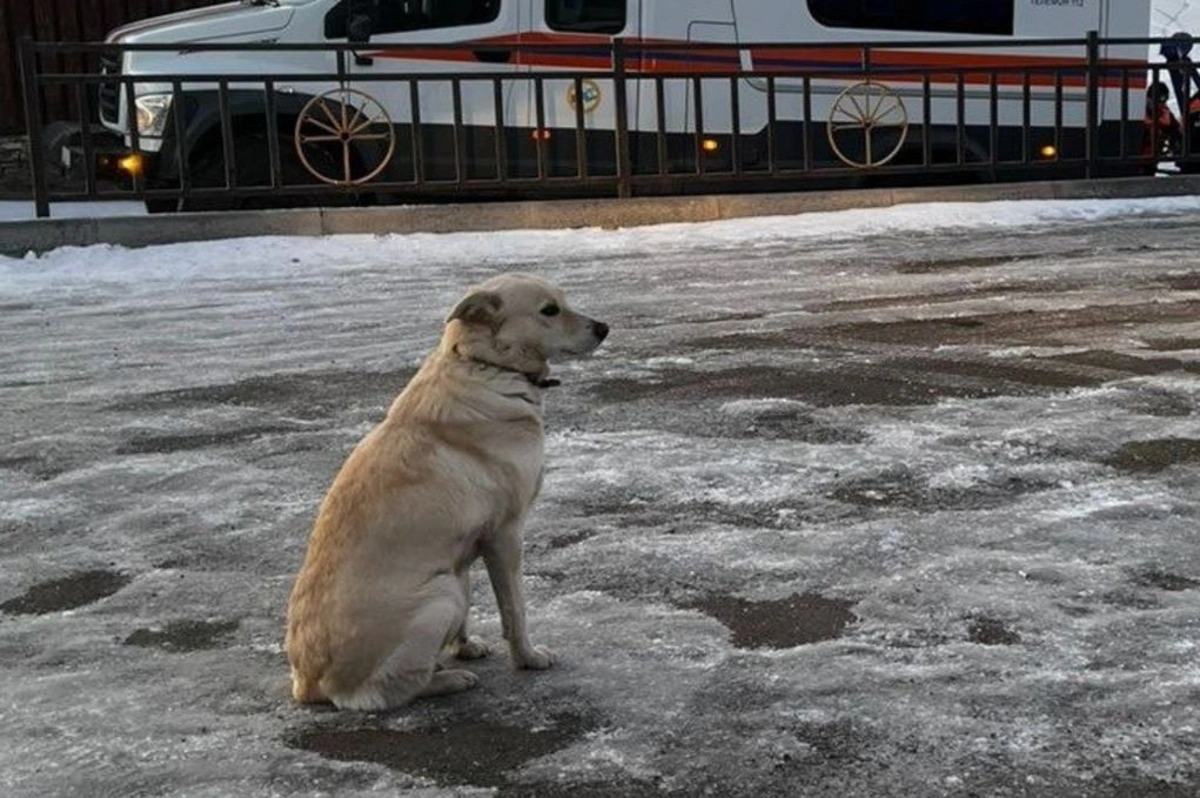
446,290,503,326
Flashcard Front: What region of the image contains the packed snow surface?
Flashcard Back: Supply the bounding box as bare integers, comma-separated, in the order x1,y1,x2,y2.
1,197,1199,797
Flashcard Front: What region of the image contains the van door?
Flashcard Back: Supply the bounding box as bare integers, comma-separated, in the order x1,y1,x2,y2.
533,0,639,177
332,0,528,180
1013,0,1108,122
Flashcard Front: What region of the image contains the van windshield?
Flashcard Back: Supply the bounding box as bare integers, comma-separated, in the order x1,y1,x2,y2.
546,0,626,34
325,0,501,37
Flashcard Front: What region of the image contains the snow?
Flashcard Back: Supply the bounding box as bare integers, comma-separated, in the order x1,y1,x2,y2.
5,196,1200,289
0,201,146,222
2,203,1200,794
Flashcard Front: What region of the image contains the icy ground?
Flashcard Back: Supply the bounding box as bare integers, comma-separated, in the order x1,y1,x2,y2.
2,197,1199,798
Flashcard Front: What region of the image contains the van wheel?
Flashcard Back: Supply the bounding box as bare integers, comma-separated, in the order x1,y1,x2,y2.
177,134,359,212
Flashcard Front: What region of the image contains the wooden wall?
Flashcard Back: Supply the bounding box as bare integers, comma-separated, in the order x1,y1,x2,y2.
1,0,215,132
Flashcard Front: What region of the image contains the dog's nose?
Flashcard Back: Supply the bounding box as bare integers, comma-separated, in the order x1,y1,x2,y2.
592,321,609,341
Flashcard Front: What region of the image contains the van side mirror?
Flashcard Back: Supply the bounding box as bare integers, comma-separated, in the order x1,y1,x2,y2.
348,13,373,44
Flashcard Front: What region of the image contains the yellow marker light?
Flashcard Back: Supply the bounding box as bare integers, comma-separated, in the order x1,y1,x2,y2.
118,153,145,176
701,138,720,153
1039,144,1058,160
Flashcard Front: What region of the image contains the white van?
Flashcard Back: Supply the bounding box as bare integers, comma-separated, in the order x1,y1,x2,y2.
95,0,1154,202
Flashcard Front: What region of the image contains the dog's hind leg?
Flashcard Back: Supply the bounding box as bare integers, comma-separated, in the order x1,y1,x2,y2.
330,576,477,711
420,666,479,697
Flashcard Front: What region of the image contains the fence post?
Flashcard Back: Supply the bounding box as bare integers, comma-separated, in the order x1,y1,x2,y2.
613,37,632,199
18,37,51,219
1085,29,1100,179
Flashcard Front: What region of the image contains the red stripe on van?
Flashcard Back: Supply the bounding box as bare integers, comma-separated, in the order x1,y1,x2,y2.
366,33,1143,89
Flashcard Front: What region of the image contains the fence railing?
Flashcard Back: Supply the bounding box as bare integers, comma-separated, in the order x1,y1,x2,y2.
18,35,1200,217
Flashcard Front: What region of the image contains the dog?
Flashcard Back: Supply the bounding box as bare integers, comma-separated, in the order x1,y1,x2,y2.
285,272,608,711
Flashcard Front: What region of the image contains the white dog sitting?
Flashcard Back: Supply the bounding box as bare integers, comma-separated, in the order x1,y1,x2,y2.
286,272,608,711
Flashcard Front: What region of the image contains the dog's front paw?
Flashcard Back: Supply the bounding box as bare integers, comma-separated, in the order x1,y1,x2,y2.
456,636,491,661
513,644,555,670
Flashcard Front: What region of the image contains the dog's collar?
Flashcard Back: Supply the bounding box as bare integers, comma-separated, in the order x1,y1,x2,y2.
519,371,560,389
460,351,560,389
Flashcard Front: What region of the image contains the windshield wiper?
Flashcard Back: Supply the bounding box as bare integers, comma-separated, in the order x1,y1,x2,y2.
242,0,281,7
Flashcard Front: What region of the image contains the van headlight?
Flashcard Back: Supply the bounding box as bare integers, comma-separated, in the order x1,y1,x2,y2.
135,94,173,138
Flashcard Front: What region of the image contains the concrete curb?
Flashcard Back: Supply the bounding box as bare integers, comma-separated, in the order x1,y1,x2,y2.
4,175,1200,255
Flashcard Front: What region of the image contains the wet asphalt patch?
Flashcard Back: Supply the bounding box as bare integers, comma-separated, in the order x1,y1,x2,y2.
1110,387,1196,418
1104,439,1200,474
894,254,1039,274
0,454,73,481
598,349,1182,410
1142,336,1200,352
618,304,1198,408
831,468,1058,513
695,300,1200,351
966,616,1022,646
108,368,415,420
689,592,858,649
116,424,305,455
594,364,1009,407
288,714,594,792
1165,272,1200,291
586,397,868,444
1047,349,1196,376
1096,589,1165,612
556,468,1056,550
544,528,597,550
502,782,665,798
0,569,131,615
707,404,869,444
1129,567,1200,592
791,719,870,763
804,280,1084,314
893,244,1174,276
560,495,832,533
823,300,1200,348
1051,568,1199,617
123,619,240,652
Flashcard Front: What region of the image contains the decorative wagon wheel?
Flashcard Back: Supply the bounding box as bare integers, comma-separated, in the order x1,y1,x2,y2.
294,88,396,185
826,81,909,168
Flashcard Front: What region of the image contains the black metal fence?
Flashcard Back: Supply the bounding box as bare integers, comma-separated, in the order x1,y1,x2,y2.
18,35,1200,216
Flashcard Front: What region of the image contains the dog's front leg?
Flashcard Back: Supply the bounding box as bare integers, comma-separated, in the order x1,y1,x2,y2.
454,570,490,661
482,523,554,670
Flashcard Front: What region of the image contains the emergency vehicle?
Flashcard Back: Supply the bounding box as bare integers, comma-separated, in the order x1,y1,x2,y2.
93,0,1155,204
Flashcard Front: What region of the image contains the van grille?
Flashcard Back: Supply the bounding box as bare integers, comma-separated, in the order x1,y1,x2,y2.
98,52,121,124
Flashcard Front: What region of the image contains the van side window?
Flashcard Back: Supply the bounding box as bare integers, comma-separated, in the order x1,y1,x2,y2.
807,0,1014,36
326,0,501,38
545,0,626,34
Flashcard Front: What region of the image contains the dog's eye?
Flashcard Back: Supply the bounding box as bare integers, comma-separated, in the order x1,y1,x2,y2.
540,304,561,317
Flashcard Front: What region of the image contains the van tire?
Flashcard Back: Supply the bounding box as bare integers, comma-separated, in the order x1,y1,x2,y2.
173,132,358,212
145,198,180,214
